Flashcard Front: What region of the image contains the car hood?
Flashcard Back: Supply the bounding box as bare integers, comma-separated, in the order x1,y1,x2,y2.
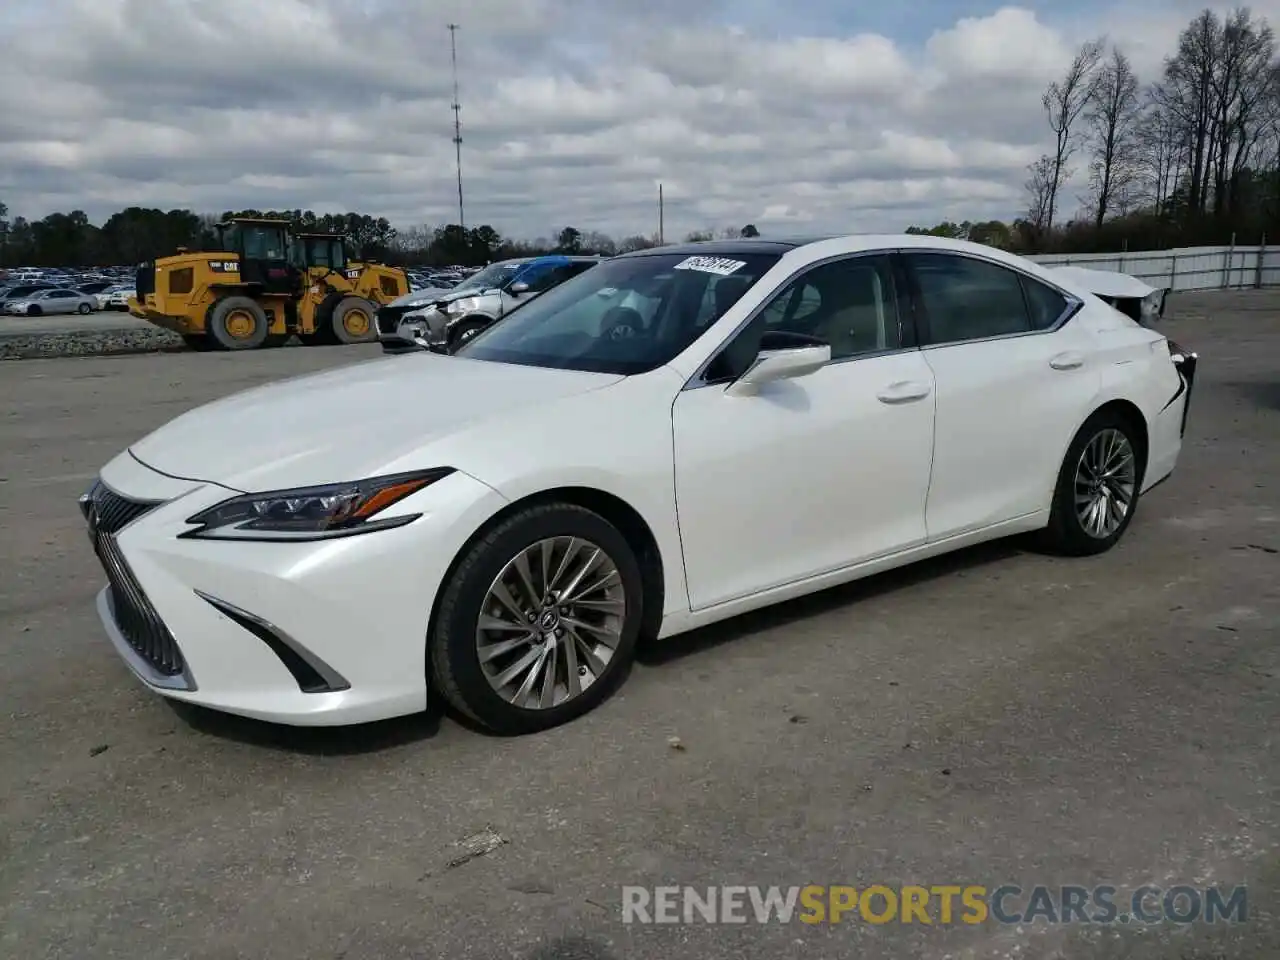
389,285,449,307
129,354,623,491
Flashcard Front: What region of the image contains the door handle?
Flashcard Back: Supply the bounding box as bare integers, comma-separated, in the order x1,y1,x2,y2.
876,380,931,404
1049,351,1085,370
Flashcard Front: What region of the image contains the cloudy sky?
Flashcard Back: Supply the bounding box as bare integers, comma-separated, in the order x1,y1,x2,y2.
0,0,1275,240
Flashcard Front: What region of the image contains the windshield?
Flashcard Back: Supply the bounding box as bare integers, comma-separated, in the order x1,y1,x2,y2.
456,261,525,293
454,251,782,374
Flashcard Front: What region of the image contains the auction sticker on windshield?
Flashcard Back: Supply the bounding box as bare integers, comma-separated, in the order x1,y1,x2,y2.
673,256,747,276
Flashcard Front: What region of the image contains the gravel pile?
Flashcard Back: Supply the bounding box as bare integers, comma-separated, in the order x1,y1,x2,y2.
0,326,186,360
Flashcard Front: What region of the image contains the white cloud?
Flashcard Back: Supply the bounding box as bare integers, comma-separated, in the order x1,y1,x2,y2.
1,0,1277,240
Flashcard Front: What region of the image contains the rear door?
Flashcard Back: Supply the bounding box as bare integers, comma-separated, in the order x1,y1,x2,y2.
902,251,1101,540
51,289,80,312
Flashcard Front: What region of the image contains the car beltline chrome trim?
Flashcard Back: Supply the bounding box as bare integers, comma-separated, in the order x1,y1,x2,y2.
195,590,352,693
96,588,198,691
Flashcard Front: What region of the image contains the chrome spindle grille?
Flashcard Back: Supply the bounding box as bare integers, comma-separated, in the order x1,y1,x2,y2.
83,482,186,678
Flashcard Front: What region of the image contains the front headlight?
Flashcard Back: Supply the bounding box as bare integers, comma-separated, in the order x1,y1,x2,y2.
179,468,454,541
446,297,477,315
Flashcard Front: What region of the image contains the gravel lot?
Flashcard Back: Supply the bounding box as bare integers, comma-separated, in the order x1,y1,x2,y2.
1,291,1276,960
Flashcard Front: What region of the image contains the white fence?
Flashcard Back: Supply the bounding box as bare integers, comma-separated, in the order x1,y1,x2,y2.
1027,244,1280,292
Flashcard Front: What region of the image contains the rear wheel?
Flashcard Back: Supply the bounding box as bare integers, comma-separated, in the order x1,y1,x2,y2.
429,503,643,734
331,297,377,344
77,303,92,315
207,296,269,350
1040,409,1145,556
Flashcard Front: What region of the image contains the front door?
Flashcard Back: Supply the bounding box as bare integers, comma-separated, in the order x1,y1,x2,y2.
672,253,937,610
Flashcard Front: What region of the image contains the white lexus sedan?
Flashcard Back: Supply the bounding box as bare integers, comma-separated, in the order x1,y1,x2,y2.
80,235,1196,733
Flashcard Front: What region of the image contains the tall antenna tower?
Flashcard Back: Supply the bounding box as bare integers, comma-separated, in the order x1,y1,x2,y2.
448,23,465,230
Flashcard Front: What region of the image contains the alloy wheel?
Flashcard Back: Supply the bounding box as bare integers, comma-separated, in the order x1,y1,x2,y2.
474,536,626,710
1074,428,1137,539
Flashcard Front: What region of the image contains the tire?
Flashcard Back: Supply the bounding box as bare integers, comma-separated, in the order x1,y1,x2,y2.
1039,409,1146,556
330,297,377,344
27,305,42,316
77,303,92,315
207,296,269,350
181,334,215,352
447,317,489,352
430,503,644,734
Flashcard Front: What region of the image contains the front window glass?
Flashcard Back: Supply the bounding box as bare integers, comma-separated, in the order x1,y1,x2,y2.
241,227,287,261
455,252,781,374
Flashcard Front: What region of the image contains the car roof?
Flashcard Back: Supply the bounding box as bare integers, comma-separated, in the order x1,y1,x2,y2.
614,239,814,259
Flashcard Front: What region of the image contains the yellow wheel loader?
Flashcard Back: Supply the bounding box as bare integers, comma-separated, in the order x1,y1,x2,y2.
127,218,408,351
290,232,408,346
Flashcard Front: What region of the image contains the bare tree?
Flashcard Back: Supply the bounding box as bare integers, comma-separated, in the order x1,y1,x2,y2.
1041,38,1105,230
1161,11,1221,215
1026,155,1057,237
1209,9,1276,216
1132,93,1184,215
1087,47,1141,227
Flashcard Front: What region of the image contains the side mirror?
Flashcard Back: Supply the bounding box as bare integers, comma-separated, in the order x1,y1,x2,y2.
509,281,531,294
724,343,831,397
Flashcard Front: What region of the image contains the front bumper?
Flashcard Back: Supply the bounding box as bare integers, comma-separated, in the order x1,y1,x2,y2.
378,306,447,354
82,451,509,726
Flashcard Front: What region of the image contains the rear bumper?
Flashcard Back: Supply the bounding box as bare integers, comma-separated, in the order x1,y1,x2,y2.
1171,350,1197,437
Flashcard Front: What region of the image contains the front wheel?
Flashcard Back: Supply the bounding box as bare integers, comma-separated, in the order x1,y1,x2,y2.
429,503,643,734
1040,409,1145,556
77,303,92,315
447,318,489,351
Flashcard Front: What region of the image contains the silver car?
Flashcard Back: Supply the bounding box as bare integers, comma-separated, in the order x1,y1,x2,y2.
379,255,601,354
4,287,100,316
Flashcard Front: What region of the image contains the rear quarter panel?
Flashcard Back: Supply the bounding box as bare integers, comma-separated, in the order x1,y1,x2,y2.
1073,303,1182,488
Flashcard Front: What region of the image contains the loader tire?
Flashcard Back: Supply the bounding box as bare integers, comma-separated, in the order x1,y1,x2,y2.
331,297,378,345
207,297,269,350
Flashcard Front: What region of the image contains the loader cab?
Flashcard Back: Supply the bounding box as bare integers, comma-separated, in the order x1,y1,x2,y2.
292,233,352,273
215,218,298,294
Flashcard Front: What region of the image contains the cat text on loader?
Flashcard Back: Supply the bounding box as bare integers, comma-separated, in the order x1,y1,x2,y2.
128,218,404,350
291,231,408,345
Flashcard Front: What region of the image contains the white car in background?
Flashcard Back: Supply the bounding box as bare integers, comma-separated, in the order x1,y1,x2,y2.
98,286,136,310
80,235,1195,734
